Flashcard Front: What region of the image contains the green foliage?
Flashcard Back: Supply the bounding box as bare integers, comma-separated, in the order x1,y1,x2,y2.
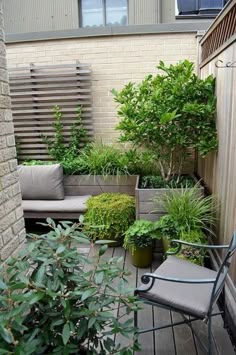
124,220,160,254
22,143,158,177
68,142,130,176
155,185,217,239
176,246,206,266
124,149,158,176
22,160,54,166
85,193,135,242
155,185,217,264
113,60,217,181
140,175,195,189
60,142,158,176
0,219,141,354
42,105,88,162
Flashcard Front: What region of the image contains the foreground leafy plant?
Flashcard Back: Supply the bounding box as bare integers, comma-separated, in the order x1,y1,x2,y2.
113,60,217,182
0,219,141,354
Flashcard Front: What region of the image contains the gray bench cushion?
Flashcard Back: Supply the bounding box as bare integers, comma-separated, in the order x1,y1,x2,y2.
18,164,64,200
137,256,217,319
22,195,91,213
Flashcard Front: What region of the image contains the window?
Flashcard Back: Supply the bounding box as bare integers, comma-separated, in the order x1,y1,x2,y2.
81,0,128,27
176,0,229,16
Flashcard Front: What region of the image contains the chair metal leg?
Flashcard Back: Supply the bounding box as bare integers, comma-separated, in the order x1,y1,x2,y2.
134,309,138,328
208,316,212,355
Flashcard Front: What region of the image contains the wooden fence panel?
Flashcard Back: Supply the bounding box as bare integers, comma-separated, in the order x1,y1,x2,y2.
201,0,236,63
198,13,236,284
9,62,93,161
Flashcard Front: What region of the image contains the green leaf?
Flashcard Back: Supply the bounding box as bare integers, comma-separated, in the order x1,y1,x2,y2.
46,217,56,228
9,282,27,291
88,317,97,329
95,272,104,284
98,245,108,256
0,325,14,344
34,265,46,284
81,288,96,301
160,111,177,125
62,323,70,345
28,292,45,304
0,280,7,290
56,245,66,254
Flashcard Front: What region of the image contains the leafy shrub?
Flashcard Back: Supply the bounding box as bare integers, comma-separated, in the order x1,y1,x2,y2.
140,175,195,189
85,193,135,242
124,220,160,254
124,149,158,176
68,142,130,176
0,219,140,354
43,105,88,162
113,60,217,182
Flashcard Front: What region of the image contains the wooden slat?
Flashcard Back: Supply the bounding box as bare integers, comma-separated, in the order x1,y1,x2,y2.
9,62,93,161
201,2,236,62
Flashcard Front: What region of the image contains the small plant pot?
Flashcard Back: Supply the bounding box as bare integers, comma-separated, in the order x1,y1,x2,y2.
130,246,153,268
162,236,170,254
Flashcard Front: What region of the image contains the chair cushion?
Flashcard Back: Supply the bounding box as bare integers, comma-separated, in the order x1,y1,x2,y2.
22,195,91,213
18,164,64,200
137,256,217,319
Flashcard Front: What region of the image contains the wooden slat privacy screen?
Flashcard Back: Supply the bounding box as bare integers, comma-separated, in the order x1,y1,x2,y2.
201,0,236,63
9,62,93,161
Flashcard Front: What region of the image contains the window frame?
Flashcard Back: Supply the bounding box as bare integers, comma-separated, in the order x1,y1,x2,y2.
79,0,128,28
175,0,228,18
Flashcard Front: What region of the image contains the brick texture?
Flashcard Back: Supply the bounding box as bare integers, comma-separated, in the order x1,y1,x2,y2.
0,3,25,261
6,33,197,142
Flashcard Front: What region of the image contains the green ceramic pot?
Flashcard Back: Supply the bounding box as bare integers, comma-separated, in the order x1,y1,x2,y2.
130,246,153,268
162,236,170,254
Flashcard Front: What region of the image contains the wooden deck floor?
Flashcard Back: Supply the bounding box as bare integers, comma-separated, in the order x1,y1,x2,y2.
92,246,235,355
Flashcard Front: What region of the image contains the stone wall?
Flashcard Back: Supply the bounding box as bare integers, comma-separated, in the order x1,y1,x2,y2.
6,32,197,142
0,3,25,261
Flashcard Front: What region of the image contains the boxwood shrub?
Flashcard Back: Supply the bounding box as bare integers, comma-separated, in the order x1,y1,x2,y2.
84,193,135,243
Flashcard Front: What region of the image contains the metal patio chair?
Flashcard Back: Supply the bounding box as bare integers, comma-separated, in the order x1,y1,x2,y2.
134,232,236,354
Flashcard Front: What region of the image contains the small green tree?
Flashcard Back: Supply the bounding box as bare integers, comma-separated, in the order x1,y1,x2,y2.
113,60,217,182
43,105,88,162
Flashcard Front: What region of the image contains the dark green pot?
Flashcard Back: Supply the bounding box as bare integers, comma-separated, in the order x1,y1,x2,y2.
162,236,170,254
130,246,153,268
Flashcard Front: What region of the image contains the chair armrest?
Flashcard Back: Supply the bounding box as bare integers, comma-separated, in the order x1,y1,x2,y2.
167,239,229,256
140,272,216,285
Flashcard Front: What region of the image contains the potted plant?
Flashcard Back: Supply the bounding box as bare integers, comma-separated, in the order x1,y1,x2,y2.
124,219,160,267
0,218,141,353
155,185,217,264
113,60,217,220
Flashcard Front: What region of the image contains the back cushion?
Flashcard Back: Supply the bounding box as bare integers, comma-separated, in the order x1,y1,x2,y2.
18,164,64,200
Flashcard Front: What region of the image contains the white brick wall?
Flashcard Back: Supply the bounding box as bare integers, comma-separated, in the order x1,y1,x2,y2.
6,33,197,142
0,4,25,261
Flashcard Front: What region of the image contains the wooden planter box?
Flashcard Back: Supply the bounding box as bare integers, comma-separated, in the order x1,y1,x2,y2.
135,176,204,222
64,175,138,196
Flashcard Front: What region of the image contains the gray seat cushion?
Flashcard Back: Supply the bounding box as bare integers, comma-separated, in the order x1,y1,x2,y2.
22,195,91,213
137,256,217,319
18,164,64,200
